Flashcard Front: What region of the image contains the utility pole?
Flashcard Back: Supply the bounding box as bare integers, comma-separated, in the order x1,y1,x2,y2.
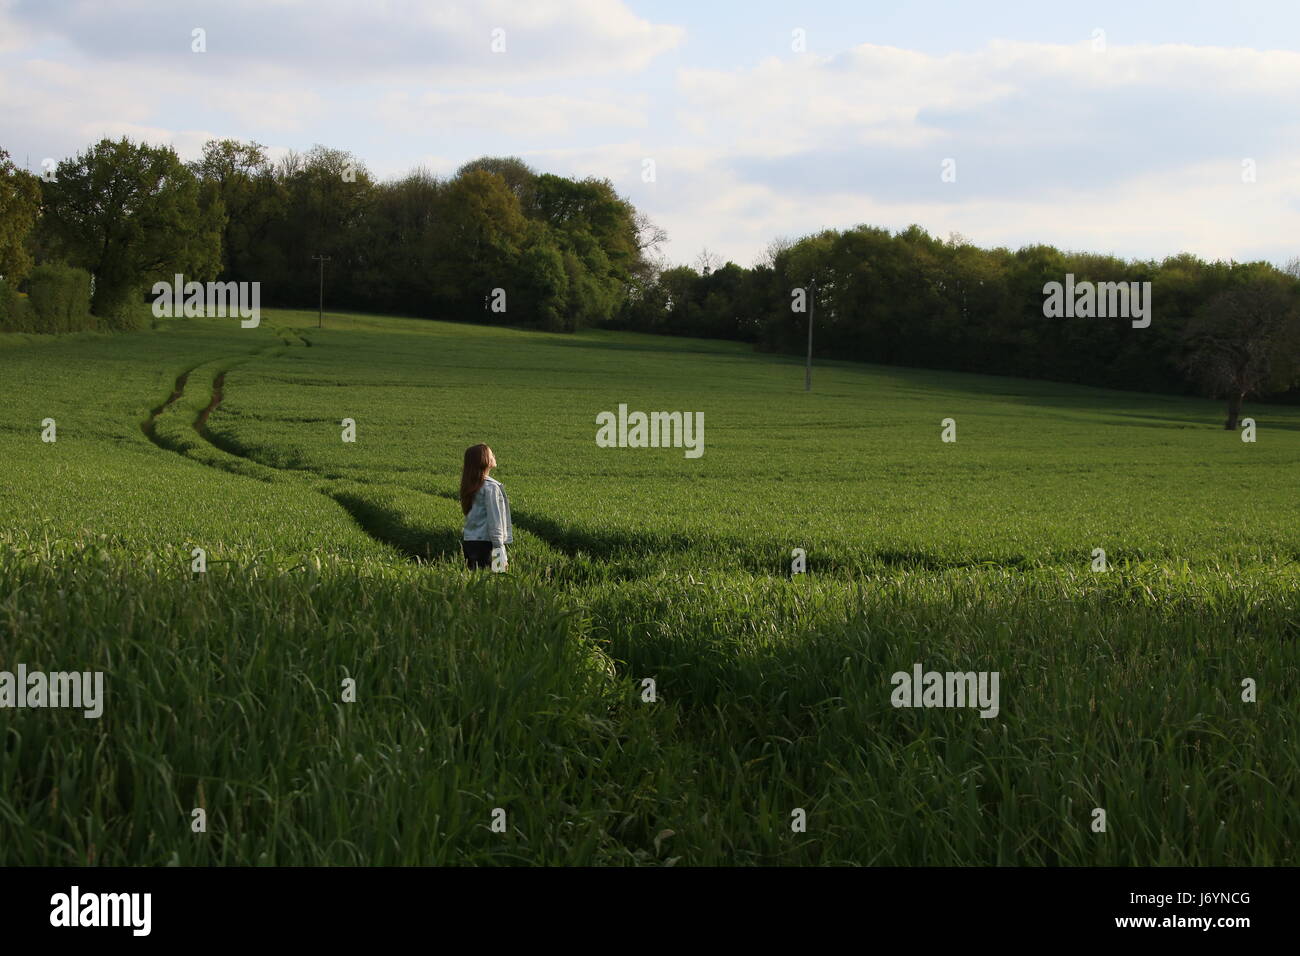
312,255,331,329
805,277,816,391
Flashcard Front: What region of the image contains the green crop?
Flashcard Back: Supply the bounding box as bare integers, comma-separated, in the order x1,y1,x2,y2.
1,309,1296,865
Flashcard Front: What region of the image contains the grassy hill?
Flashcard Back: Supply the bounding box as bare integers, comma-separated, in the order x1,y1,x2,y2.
1,310,1296,864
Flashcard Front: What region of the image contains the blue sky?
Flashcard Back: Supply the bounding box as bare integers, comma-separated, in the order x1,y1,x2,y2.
3,0,1298,268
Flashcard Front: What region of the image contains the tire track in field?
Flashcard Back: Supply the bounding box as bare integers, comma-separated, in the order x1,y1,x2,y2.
140,346,281,460
196,371,226,431
140,338,452,563
140,368,196,444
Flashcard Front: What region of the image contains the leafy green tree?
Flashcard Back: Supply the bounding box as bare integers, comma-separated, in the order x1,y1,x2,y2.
354,167,444,315
40,138,222,320
455,156,538,212
269,145,376,307
189,139,284,281
938,238,1011,373
655,265,701,335
1182,279,1300,428
430,169,528,318
0,148,42,282
516,228,569,331
532,173,640,325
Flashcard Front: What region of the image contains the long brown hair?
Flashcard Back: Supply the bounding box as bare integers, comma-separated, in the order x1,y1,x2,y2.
460,443,493,514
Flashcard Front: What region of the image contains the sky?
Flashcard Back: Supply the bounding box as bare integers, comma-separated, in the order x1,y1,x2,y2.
3,0,1298,269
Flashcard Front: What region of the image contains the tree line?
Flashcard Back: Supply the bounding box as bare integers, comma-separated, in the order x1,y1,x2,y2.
1,139,656,333
620,227,1300,423
2,138,1298,423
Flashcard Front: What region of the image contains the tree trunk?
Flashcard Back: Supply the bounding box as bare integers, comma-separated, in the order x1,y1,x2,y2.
1225,393,1243,430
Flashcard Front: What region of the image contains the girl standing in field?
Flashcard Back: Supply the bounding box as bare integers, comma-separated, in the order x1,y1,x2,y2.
460,443,512,571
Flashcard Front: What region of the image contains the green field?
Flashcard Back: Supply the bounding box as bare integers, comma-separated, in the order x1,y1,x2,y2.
1,310,1297,865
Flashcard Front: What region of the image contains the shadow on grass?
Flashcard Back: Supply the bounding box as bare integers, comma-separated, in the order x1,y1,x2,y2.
326,489,463,562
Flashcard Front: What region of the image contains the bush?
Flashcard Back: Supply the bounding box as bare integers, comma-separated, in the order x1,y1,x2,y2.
0,278,22,331
26,263,95,332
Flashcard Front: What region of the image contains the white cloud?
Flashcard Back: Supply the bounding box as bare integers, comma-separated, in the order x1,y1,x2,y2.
3,13,1298,271
200,79,327,132
8,0,683,81
660,39,1300,264
377,90,647,138
676,40,1300,156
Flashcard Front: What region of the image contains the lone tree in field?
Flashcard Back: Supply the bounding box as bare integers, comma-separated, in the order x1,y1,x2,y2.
1181,280,1300,429
0,148,41,282
40,137,222,320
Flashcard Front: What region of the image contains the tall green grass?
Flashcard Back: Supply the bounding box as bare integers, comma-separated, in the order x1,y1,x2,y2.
1,309,1297,864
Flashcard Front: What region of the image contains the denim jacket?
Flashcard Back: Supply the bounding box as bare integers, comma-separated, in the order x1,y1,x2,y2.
463,476,513,545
